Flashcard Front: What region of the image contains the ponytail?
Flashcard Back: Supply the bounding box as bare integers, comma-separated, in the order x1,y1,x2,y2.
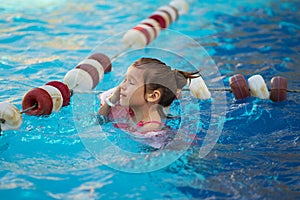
173,69,200,90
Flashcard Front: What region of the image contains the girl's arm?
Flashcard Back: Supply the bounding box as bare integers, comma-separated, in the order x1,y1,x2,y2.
98,87,120,117
97,86,120,117
97,101,112,116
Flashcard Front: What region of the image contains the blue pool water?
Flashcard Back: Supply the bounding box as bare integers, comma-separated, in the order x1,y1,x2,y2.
1,0,300,199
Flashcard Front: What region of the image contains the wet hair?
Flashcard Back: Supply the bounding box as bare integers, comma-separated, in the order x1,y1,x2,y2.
132,57,200,107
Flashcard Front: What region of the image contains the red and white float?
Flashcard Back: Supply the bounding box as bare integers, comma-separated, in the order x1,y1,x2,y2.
46,81,71,106
88,53,112,73
78,59,104,83
122,0,187,49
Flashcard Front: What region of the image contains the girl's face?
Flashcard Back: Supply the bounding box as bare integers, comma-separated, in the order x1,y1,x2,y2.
119,66,146,107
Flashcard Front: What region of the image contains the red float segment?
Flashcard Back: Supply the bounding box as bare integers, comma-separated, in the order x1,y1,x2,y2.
270,76,287,102
141,22,158,38
158,9,172,25
88,53,112,73
141,18,161,38
139,24,156,43
46,81,71,106
149,13,167,29
229,74,251,100
133,26,151,45
22,88,53,116
75,64,99,89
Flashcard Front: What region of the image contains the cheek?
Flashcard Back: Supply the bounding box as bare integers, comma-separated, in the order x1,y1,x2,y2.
129,86,145,102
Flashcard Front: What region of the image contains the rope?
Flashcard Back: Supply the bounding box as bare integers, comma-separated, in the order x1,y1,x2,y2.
20,103,37,114
182,87,300,93
35,88,300,95
207,88,232,92
287,89,300,93
110,45,131,61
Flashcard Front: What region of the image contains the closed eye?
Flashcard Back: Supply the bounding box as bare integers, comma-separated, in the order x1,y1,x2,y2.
125,74,138,85
129,80,135,85
123,78,134,85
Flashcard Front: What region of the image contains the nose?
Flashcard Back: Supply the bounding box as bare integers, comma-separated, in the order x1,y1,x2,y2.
120,79,126,90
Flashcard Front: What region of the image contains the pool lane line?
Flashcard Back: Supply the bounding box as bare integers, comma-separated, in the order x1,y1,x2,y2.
76,87,300,95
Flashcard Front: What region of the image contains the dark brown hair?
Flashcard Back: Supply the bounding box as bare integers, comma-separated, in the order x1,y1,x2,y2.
132,58,200,107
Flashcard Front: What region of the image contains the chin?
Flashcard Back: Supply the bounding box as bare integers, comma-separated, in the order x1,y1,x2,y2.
119,100,129,107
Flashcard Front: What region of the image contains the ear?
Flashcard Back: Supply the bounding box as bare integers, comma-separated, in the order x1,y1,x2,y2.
146,90,161,103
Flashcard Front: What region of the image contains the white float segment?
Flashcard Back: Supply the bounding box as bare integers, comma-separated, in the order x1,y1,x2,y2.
189,76,211,99
122,29,148,49
39,85,63,112
0,102,22,130
170,0,189,15
248,75,270,99
63,68,94,93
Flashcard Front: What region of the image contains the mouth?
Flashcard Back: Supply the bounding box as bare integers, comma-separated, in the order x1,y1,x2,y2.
120,93,126,98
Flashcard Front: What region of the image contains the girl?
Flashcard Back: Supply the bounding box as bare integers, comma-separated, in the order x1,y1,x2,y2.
97,57,199,134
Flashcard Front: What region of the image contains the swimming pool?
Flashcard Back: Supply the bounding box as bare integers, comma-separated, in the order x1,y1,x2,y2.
1,0,299,199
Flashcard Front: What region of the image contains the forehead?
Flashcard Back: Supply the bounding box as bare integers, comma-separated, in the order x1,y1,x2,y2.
126,66,144,80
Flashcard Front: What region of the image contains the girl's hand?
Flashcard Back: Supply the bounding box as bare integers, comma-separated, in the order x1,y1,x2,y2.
98,86,120,116
109,86,121,104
